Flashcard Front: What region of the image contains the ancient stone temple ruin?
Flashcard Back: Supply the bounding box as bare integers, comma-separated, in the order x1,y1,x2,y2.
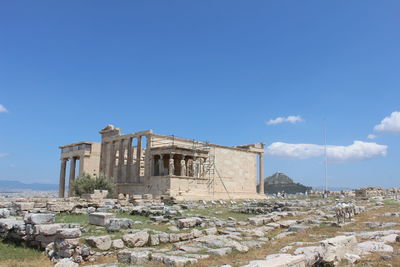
59,125,265,200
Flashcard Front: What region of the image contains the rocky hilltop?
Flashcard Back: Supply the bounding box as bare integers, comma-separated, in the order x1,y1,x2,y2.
264,172,311,194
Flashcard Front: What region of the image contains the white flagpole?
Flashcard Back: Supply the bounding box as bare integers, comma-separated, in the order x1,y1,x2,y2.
324,121,328,194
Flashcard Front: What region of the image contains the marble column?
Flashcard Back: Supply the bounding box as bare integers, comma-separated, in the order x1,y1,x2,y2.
145,135,151,178
136,136,142,179
158,154,164,176
99,141,108,175
108,142,116,180
102,142,109,177
78,156,85,177
68,157,77,197
118,139,125,183
149,156,153,177
258,153,265,194
59,158,67,198
126,137,133,183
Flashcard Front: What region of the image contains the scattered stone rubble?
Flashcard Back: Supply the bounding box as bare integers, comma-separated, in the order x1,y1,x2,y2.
355,187,400,198
1,190,400,266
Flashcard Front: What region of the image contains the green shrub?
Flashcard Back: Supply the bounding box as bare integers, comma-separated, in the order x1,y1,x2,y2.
73,173,115,197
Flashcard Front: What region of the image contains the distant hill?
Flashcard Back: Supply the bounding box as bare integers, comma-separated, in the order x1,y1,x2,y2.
264,172,311,194
265,172,293,185
0,180,58,192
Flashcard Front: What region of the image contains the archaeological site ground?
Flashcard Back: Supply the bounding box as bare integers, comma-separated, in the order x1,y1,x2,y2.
1,187,400,267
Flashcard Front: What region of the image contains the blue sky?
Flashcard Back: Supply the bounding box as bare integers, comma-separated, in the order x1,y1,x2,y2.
1,1,400,188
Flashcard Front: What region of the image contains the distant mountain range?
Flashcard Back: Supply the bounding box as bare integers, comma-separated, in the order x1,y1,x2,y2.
0,180,58,192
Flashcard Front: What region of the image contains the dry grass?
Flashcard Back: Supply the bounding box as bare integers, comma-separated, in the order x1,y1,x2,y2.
0,256,52,267
0,240,52,267
82,254,117,266
193,203,400,267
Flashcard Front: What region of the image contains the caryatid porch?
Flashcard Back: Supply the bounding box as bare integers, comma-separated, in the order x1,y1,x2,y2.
150,146,210,178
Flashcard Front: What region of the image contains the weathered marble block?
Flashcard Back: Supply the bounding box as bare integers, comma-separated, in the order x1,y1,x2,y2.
89,212,113,226
25,213,55,225
177,217,202,228
34,223,64,236
13,202,35,211
47,202,75,212
85,235,112,250
243,254,306,267
57,228,81,239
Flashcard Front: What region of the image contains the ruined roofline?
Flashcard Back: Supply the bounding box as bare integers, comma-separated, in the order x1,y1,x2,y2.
101,129,153,141
150,133,264,154
235,143,265,148
235,143,265,153
99,124,121,134
98,124,264,154
59,141,99,149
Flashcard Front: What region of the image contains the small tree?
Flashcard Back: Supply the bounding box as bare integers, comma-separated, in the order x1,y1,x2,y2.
73,173,115,197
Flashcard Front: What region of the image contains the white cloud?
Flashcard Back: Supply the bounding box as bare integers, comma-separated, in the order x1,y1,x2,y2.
266,141,387,162
267,115,303,125
374,111,400,133
367,134,377,140
0,104,7,113
0,153,9,158
267,142,323,159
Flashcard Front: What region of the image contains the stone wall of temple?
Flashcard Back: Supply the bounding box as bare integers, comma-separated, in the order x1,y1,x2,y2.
81,143,102,177
116,175,171,196
168,146,259,199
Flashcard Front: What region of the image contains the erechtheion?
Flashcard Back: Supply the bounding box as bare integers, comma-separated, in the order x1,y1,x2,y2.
59,125,265,200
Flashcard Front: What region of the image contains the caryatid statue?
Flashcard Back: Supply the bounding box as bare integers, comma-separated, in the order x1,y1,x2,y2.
187,159,194,177
180,158,186,176
169,156,175,176
199,158,205,177
193,158,199,178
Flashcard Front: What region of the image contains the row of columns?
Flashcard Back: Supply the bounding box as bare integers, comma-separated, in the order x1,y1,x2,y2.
154,154,206,178
59,157,78,198
101,135,150,183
